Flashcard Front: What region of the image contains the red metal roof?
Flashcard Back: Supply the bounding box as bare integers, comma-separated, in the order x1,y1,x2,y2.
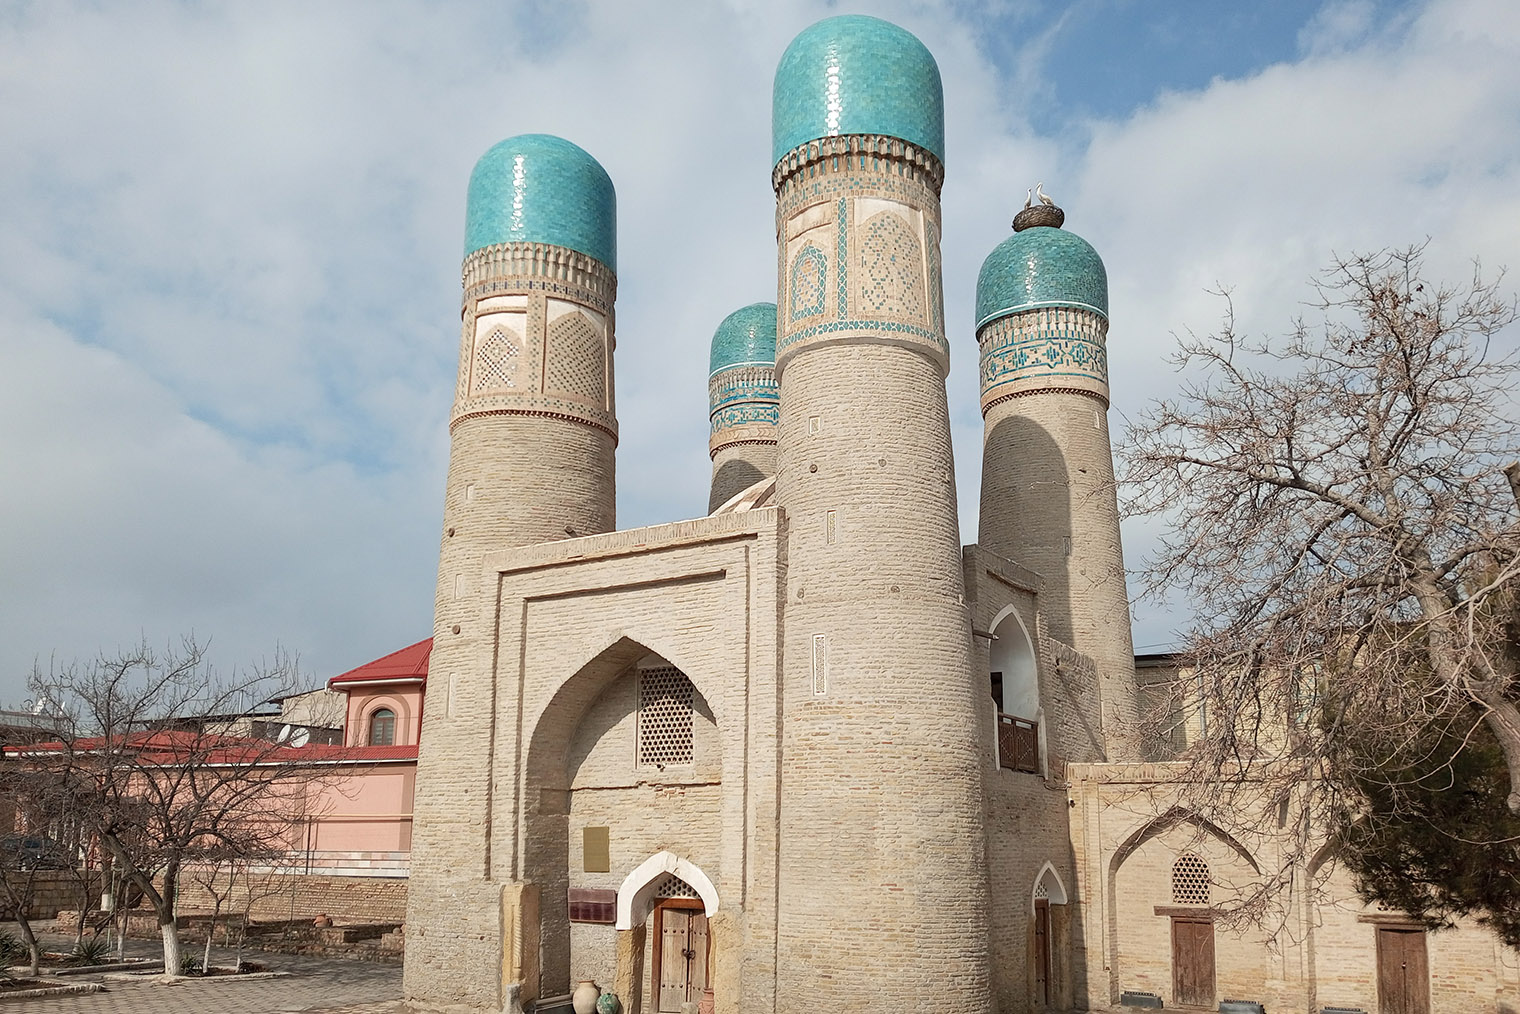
327,638,431,688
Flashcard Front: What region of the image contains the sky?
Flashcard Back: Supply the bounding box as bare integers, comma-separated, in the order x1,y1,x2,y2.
2,0,1517,700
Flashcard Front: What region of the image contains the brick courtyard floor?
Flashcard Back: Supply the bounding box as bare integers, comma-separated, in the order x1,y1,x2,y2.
12,930,404,1014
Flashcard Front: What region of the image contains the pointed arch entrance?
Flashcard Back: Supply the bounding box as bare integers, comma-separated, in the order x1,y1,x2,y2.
521,637,726,1004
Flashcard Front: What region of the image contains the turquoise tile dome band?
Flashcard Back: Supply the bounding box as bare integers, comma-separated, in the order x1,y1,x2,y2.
464,134,616,271
975,226,1108,330
772,15,945,167
709,303,778,376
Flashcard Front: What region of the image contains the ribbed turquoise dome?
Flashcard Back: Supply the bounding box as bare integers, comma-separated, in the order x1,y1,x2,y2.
772,15,944,166
709,303,777,376
976,226,1108,329
464,134,616,271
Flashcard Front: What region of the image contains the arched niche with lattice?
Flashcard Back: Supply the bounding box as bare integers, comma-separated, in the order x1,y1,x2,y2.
1171,852,1211,906
637,665,696,767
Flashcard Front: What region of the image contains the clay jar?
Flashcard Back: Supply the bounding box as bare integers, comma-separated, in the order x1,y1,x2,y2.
595,992,621,1014
697,988,715,1014
572,980,601,1014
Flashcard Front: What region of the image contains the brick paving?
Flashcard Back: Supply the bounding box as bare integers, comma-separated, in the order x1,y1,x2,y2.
15,931,403,1014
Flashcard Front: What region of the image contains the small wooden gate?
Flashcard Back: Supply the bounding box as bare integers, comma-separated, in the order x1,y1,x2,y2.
1033,898,1051,1006
653,898,709,1013
1170,916,1215,1009
1376,927,1430,1014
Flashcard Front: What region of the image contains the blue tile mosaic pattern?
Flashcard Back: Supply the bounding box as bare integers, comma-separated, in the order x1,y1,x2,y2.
709,303,778,375
975,226,1107,329
772,15,944,166
464,134,616,271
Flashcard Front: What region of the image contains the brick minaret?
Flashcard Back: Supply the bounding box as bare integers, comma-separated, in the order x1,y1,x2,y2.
975,199,1138,758
769,16,991,1010
406,134,618,1010
707,302,778,512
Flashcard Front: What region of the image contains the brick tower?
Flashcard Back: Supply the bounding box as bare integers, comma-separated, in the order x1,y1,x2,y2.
975,199,1138,757
707,302,778,512
769,16,991,1010
405,134,618,1009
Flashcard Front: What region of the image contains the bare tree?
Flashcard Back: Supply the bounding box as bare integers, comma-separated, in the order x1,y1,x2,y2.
1122,245,1520,918
7,638,333,978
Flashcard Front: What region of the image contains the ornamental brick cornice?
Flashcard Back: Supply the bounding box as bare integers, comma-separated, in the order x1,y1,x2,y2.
449,403,619,443
771,133,945,197
462,242,616,312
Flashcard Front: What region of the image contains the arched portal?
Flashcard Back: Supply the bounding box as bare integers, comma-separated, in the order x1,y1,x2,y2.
521,638,725,1006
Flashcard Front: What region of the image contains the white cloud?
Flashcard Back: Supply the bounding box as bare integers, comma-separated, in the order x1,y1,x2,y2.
0,0,1515,694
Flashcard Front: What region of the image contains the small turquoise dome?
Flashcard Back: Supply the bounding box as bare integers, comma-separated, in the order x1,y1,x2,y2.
464,134,616,271
709,303,777,376
772,15,944,166
975,226,1108,330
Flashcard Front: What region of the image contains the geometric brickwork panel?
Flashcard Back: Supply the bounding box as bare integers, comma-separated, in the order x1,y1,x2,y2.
790,245,827,321
1172,853,1211,906
471,323,523,394
546,311,605,403
860,211,925,323
637,666,695,767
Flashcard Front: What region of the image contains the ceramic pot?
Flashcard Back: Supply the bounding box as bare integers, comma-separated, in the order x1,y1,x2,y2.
697,987,715,1014
572,980,601,1014
595,991,621,1014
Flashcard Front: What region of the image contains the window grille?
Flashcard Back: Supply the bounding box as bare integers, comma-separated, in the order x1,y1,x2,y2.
652,873,700,900
637,666,694,766
1172,853,1211,906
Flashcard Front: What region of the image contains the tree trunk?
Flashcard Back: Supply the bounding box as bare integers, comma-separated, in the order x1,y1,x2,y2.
1472,690,1520,813
159,858,183,977
15,914,40,978
203,895,220,973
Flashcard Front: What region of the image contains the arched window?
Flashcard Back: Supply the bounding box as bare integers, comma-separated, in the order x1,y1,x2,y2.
1172,853,1211,906
990,609,1040,773
368,708,396,747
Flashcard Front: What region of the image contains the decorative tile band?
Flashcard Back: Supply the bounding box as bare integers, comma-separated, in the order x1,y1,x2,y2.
709,364,780,415
977,307,1109,412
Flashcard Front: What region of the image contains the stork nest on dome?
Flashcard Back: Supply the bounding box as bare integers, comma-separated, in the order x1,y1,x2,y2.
1012,182,1065,231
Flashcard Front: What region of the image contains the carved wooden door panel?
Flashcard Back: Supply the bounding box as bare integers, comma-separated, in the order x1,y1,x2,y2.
1171,917,1215,1009
655,902,710,1012
1377,927,1430,1014
1033,899,1051,1006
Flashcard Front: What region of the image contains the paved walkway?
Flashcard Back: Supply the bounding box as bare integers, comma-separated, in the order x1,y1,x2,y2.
14,931,404,1014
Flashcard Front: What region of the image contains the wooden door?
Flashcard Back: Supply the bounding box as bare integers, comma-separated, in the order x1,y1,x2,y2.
1033,899,1051,1006
653,900,710,1013
1377,927,1430,1014
1171,917,1215,1009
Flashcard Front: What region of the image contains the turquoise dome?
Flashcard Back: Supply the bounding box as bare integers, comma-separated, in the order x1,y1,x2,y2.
772,15,944,166
709,303,777,376
464,134,616,271
975,226,1108,329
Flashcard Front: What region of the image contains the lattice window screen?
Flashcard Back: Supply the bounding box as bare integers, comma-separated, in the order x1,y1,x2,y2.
1034,880,1049,900
1172,853,1211,906
652,873,700,900
637,666,695,766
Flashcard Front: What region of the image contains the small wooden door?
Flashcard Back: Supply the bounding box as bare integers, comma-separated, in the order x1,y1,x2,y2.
1171,917,1216,1009
654,900,709,1013
1377,927,1430,1014
1033,899,1051,1006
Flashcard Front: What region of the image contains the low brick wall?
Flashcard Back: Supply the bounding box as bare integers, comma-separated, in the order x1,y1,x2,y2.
0,872,100,920
176,870,408,924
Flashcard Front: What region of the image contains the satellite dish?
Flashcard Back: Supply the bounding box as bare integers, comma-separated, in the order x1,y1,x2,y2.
289,728,310,748
276,724,293,743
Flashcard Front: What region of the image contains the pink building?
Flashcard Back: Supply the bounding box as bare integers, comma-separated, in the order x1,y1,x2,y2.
299,639,429,877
